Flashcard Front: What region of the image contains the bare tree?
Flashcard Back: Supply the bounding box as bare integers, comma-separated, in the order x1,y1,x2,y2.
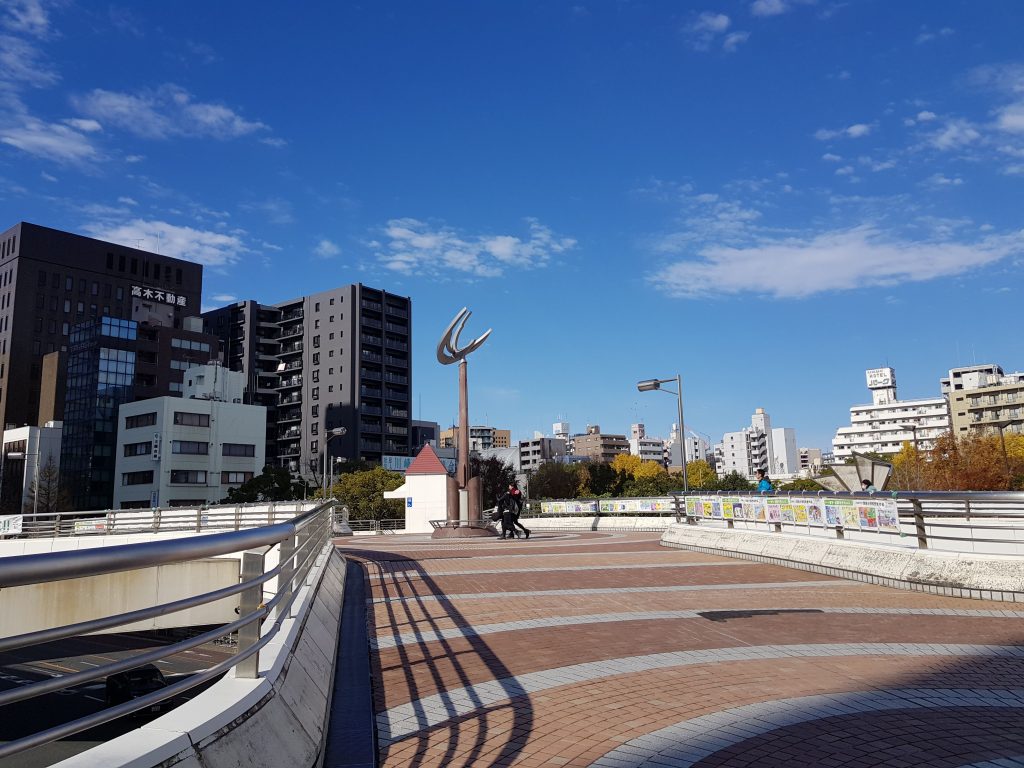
24,457,71,516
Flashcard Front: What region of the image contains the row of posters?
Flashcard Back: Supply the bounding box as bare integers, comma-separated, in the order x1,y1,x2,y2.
683,495,901,532
540,498,677,515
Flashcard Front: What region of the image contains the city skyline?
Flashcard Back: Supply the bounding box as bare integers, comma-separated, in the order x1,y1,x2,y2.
1,2,1022,451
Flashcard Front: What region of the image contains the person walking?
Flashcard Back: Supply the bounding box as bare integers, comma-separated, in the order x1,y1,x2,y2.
507,483,530,539
495,489,516,539
755,469,773,493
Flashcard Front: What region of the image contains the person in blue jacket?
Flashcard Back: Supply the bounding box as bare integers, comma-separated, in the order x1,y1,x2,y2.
755,469,773,493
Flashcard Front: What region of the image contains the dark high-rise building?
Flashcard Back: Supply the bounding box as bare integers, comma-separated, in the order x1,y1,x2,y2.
0,222,204,430
60,314,220,511
203,283,412,481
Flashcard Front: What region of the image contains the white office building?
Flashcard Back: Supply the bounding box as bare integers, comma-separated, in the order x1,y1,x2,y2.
771,427,798,475
113,365,267,509
1,421,62,518
832,367,950,460
629,424,666,465
717,408,788,479
519,437,567,471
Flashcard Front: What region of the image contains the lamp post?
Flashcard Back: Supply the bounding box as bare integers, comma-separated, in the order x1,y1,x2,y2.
897,423,921,490
322,427,347,496
637,375,688,494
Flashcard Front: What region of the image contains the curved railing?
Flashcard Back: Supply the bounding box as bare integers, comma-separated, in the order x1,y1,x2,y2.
0,500,337,761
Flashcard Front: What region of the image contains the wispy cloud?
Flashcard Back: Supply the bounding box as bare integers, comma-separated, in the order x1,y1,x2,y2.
210,293,237,303
240,197,294,225
750,0,816,17
927,119,981,151
0,117,98,162
72,84,269,141
313,239,340,258
915,26,953,45
82,219,248,267
686,12,747,52
923,173,963,187
375,218,575,278
649,225,1023,299
815,122,873,140
722,32,750,53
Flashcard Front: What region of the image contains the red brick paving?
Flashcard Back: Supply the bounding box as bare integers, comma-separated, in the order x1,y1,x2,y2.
337,530,1024,767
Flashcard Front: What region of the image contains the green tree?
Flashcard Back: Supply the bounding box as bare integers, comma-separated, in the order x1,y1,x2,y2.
24,457,71,515
715,471,755,492
686,460,717,490
471,455,518,507
578,461,623,497
223,466,308,503
329,466,405,522
777,478,823,492
529,462,579,499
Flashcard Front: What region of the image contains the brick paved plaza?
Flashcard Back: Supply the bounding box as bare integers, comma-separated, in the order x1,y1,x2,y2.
337,530,1024,767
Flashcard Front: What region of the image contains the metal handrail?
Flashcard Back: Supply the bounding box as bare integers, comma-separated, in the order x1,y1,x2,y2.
0,500,337,761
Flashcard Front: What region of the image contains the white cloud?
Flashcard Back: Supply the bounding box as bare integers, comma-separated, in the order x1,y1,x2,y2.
928,119,981,150
750,0,789,16
240,198,293,225
260,136,288,148
686,12,734,51
915,26,953,45
2,0,50,37
649,225,1023,299
722,31,750,52
858,155,896,172
0,117,98,162
39,170,55,181
814,122,873,140
63,117,102,132
73,84,268,140
924,173,963,187
313,239,340,258
81,219,247,267
821,152,842,162
834,165,855,175
916,110,937,122
995,103,1024,134
117,196,138,206
376,217,575,278
211,293,237,303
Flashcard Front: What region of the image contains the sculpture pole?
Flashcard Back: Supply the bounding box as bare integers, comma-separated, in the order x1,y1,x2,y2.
436,308,492,523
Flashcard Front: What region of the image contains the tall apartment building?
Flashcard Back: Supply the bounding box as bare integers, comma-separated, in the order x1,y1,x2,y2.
440,425,511,451
113,366,266,509
945,364,1024,438
831,367,950,460
799,447,823,474
770,427,798,475
519,436,567,471
718,408,777,479
0,223,203,430
203,284,412,479
629,423,666,464
571,425,629,462
60,315,220,511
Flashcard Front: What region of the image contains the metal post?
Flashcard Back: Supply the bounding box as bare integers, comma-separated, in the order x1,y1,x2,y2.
998,424,1011,488
911,498,928,549
676,374,688,494
236,550,265,678
276,533,295,620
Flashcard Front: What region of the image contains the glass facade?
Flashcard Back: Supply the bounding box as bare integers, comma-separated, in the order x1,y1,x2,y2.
61,318,138,510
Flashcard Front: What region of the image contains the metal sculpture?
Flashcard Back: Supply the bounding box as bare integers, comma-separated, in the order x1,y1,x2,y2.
436,307,492,522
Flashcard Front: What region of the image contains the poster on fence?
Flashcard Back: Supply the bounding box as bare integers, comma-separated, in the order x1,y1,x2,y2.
766,501,782,523
0,515,22,535
639,499,675,512
542,501,567,514
686,497,698,516
567,500,598,514
721,497,742,520
877,500,900,532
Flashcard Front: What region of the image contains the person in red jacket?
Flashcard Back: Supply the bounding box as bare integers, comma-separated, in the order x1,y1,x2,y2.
507,484,530,539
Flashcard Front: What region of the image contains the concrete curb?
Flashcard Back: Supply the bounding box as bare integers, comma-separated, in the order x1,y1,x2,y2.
660,524,1024,603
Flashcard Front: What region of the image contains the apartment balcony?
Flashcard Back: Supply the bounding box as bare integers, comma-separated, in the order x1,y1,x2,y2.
384,373,408,385
385,322,407,335
360,369,382,381
384,338,407,351
282,359,303,371
280,393,302,406
360,386,382,399
386,406,409,419
278,324,303,341
384,354,407,367
361,350,382,363
360,421,382,433
362,317,382,330
277,375,302,389
360,440,383,452
386,425,409,436
361,299,383,312
385,389,408,402
280,309,304,322
385,305,408,319
279,426,302,440
278,443,300,458
278,410,301,423
361,334,383,347
280,341,303,355
361,404,382,416
385,440,406,453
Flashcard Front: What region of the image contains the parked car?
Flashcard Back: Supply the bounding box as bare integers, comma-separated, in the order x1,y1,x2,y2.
105,664,168,714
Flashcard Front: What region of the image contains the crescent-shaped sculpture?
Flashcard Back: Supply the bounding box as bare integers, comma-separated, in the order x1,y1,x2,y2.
436,307,492,365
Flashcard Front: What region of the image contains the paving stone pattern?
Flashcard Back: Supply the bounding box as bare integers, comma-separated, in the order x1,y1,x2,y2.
337,530,1024,767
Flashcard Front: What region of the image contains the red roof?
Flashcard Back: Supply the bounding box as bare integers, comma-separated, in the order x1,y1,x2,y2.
404,443,450,475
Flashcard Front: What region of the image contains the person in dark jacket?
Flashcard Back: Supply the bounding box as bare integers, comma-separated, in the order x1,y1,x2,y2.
507,484,530,539
495,490,515,539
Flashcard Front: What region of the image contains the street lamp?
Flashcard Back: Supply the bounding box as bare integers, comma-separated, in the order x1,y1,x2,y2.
323,427,347,496
637,375,688,493
896,423,920,490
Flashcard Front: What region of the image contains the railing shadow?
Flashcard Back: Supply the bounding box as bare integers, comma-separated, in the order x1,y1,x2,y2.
344,545,534,768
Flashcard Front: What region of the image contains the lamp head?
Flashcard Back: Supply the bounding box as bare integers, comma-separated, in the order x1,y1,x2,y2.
637,379,662,392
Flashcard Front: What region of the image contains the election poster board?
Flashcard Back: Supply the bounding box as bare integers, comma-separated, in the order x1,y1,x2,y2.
541,501,567,514
567,500,598,514
0,515,22,535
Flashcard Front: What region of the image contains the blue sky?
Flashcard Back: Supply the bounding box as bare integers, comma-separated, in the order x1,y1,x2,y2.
1,0,1023,452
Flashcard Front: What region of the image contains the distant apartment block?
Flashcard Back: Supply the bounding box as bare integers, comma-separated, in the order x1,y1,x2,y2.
799,447,823,474
519,436,567,471
440,425,511,451
629,423,665,465
114,366,266,509
945,364,1024,438
571,425,629,463
0,420,62,517
0,222,203,431
203,284,412,480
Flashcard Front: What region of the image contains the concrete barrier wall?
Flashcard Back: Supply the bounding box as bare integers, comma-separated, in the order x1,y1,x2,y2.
55,546,346,768
661,523,1024,603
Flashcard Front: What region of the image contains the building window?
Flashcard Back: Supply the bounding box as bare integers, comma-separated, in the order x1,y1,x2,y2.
173,411,210,427
311,440,319,453
123,441,152,456
312,423,319,435
312,370,319,382
312,352,320,365
122,470,154,486
172,440,209,454
312,387,319,400
221,471,254,484
311,405,319,417
313,335,320,348
222,443,256,457
170,469,207,484
315,302,320,311
125,412,157,429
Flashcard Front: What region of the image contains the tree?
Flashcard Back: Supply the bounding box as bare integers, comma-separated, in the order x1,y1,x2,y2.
24,457,70,516
610,453,642,477
329,466,405,522
577,461,622,497
471,455,518,507
528,462,579,499
686,460,716,490
223,466,308,503
634,460,666,480
715,471,754,492
777,478,823,492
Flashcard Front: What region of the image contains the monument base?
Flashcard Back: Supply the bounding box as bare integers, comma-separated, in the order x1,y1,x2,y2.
431,522,498,539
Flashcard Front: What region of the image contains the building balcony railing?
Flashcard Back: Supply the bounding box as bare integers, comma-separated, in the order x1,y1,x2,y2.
360,369,382,381
361,350,382,363
385,305,408,319
278,410,301,423
360,387,382,399
361,299,383,312
386,406,408,419
278,442,300,456
385,322,407,334
282,359,302,371
384,373,408,385
384,338,407,351
277,376,302,389
281,310,303,322
385,440,406,453
279,426,302,440
385,389,408,402
386,425,408,436
362,317,382,330
278,324,303,340
280,341,303,355
360,421,382,433
384,355,406,367
360,440,382,452
361,334,383,347
280,393,302,406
